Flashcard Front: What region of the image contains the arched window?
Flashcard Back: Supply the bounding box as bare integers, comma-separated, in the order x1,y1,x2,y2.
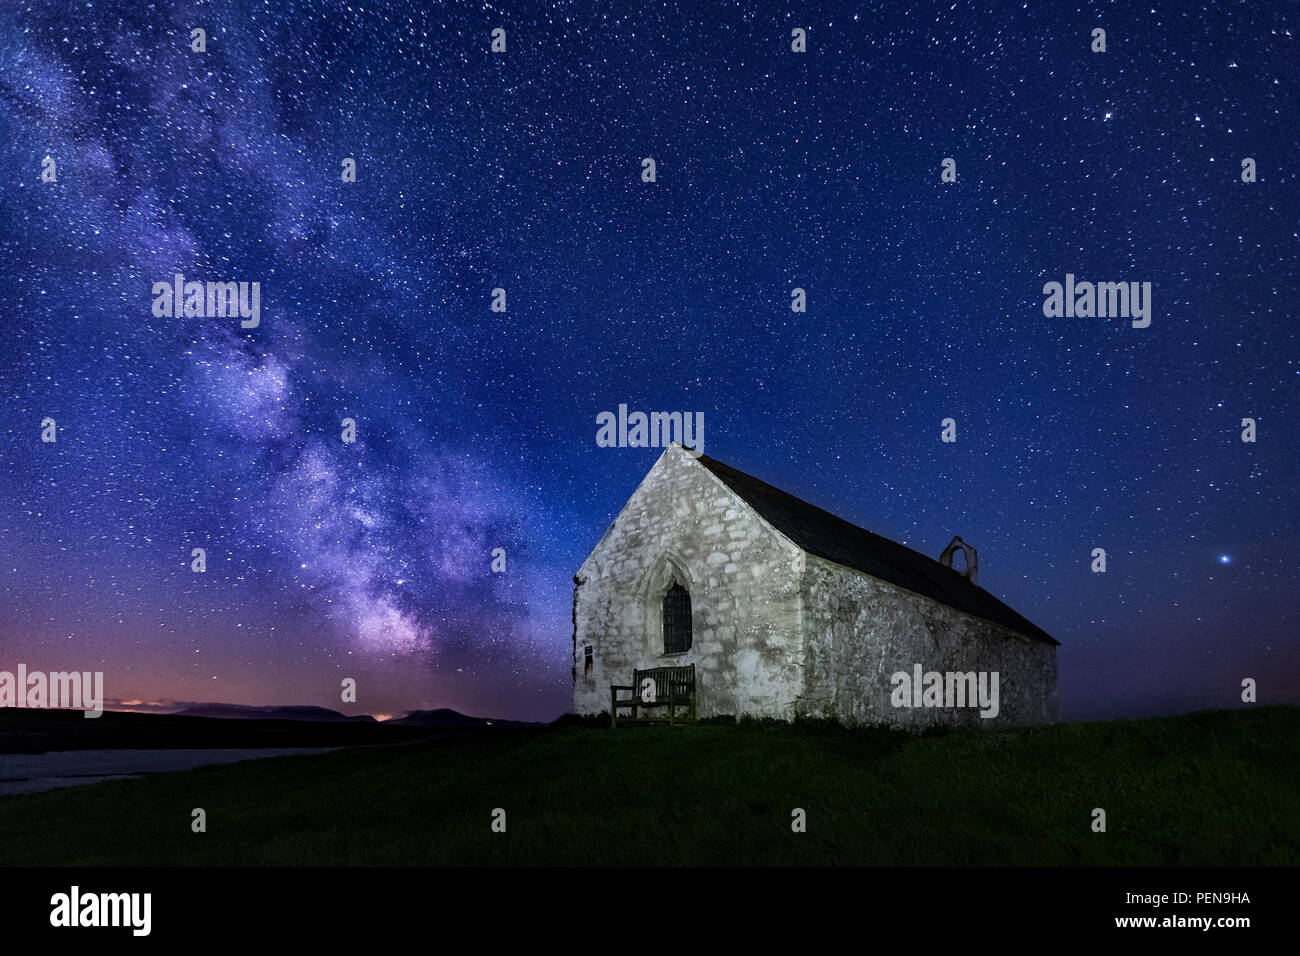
662,582,693,654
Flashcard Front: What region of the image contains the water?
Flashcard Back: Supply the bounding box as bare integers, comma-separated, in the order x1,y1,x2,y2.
0,748,338,796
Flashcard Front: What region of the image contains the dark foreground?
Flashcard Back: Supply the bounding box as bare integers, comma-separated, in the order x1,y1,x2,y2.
1,707,1295,866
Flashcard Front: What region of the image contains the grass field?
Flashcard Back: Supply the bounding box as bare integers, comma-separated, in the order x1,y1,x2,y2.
1,706,1296,866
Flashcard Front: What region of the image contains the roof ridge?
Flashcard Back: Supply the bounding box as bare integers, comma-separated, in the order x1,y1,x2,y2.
693,452,1058,646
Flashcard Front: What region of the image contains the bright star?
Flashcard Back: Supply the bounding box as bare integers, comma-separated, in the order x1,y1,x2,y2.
1219,555,1231,564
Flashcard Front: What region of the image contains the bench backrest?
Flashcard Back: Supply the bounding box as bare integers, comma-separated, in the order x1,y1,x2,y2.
632,664,695,702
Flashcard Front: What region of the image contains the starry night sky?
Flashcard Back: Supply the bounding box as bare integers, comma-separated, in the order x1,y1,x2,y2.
1,1,1295,722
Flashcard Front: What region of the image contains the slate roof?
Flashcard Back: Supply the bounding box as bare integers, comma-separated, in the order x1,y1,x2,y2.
695,453,1059,646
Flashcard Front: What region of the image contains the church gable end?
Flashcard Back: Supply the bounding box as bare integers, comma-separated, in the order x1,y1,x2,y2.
572,445,805,719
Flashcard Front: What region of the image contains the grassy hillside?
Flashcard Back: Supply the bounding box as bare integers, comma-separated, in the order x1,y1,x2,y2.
1,706,1296,866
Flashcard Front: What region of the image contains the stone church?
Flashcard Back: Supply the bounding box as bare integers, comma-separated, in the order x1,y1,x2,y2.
572,444,1059,728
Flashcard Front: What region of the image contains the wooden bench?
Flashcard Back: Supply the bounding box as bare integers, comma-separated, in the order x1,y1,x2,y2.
610,664,696,727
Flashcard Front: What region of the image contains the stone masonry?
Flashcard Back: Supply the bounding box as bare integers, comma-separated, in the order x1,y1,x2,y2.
572,444,1059,728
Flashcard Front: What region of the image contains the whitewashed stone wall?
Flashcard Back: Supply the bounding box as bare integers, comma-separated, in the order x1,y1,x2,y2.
573,445,1059,728
797,555,1059,728
572,445,805,718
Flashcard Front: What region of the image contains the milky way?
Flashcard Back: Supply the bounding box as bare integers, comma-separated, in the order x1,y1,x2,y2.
1,2,1296,721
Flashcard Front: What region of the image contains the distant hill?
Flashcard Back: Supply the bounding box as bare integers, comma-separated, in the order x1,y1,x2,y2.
0,707,439,754
172,703,539,728
390,708,540,729
0,702,537,754
175,704,376,723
